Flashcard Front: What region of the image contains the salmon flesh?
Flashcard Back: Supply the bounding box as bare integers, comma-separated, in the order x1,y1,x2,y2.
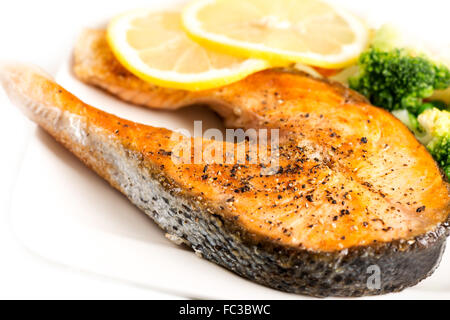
0,30,448,297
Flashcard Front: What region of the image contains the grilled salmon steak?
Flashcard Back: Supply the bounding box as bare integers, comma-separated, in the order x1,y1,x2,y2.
1,31,449,298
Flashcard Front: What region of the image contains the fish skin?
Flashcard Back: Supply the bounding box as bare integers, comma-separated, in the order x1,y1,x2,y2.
0,29,449,296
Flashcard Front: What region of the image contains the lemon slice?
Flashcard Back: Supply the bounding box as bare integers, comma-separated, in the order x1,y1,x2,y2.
182,0,370,68
107,9,271,91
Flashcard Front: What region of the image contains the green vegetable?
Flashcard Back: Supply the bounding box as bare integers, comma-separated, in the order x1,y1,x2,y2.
417,108,450,179
349,25,450,114
417,103,436,115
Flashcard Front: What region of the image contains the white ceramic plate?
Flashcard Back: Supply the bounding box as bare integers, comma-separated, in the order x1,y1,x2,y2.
9,0,450,299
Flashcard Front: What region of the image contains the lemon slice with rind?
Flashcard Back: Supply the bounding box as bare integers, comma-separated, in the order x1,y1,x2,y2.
107,9,271,91
182,0,370,68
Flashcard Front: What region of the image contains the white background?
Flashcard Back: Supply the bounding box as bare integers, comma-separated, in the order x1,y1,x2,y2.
0,0,449,299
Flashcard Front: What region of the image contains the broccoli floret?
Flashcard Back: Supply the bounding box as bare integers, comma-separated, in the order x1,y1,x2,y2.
349,26,450,114
417,108,450,179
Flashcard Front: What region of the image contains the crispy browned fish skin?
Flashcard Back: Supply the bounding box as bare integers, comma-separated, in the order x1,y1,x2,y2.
1,28,449,296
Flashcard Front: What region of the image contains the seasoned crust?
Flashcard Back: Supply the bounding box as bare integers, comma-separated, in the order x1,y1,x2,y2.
1,31,449,297
72,29,450,251
107,143,450,297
